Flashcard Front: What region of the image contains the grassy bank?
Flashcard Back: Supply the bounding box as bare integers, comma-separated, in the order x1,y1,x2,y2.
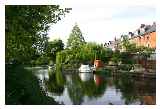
5,64,59,105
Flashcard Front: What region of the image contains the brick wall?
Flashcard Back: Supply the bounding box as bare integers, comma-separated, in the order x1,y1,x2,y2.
131,32,156,49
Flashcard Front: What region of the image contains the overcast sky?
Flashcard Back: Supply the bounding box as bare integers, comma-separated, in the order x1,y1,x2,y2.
48,0,155,45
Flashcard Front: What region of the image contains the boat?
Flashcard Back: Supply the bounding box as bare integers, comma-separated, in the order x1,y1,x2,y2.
79,64,92,73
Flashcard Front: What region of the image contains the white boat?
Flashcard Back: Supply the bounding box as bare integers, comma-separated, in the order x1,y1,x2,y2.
79,64,92,73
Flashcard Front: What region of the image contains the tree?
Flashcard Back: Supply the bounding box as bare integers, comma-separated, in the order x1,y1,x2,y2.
47,39,64,62
6,5,70,64
67,23,85,49
121,35,137,53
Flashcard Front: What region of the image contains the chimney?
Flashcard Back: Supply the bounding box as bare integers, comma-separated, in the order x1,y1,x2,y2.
153,22,156,25
140,24,145,28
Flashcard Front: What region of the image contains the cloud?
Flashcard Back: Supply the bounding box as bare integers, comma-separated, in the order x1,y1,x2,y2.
48,1,155,45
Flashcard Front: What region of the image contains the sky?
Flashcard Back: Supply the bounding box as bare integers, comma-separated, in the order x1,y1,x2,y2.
48,0,156,45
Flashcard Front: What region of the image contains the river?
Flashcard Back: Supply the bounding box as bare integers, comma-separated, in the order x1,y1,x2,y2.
31,66,156,105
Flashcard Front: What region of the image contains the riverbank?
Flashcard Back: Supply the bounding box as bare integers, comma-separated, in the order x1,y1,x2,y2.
5,64,59,105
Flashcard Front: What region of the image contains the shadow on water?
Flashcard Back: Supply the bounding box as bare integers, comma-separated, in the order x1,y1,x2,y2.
33,65,156,105
6,65,59,105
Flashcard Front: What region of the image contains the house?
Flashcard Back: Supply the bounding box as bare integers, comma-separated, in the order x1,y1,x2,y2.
104,22,156,51
104,37,121,51
129,22,156,49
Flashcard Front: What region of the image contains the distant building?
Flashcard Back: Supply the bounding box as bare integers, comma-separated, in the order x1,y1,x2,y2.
129,22,156,49
104,37,121,51
104,41,115,51
104,22,156,51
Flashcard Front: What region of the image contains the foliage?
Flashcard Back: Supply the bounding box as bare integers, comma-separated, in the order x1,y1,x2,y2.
60,42,112,66
5,65,59,104
47,39,64,62
45,73,65,96
66,73,108,104
32,54,50,65
114,74,139,104
137,46,155,58
120,52,136,64
67,74,84,105
55,52,65,85
111,50,121,64
121,35,137,52
6,5,70,64
67,23,85,49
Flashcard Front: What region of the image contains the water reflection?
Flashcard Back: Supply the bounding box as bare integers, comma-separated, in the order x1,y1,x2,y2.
45,73,65,96
79,73,93,82
33,67,155,105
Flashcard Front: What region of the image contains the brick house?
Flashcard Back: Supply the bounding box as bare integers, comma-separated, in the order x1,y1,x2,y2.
129,22,156,49
104,22,156,51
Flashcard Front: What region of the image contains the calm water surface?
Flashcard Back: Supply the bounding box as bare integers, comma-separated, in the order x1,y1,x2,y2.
32,67,156,105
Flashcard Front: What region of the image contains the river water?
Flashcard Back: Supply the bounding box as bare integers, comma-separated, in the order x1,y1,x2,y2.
31,66,156,105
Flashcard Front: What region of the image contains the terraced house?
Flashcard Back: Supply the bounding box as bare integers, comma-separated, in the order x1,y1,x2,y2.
104,22,156,52
129,22,156,49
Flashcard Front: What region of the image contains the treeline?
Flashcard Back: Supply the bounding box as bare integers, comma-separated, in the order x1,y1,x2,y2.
35,24,113,66
34,24,155,67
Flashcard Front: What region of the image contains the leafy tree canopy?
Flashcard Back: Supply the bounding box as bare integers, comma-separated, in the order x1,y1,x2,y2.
47,39,64,61
6,5,70,64
67,23,85,49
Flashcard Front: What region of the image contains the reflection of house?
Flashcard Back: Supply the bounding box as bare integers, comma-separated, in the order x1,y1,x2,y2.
104,22,156,51
141,96,156,105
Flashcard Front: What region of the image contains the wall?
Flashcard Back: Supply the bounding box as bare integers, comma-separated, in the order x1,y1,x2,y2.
130,32,156,49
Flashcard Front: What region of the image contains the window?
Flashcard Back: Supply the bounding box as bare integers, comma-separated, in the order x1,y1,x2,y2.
147,35,149,40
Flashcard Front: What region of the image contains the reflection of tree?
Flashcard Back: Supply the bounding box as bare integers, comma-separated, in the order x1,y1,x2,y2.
81,75,108,99
45,73,65,96
66,73,108,104
114,73,139,104
67,74,84,105
81,80,97,98
46,52,66,95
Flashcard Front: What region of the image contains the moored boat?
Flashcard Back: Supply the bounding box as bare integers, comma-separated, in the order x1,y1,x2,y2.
79,64,92,73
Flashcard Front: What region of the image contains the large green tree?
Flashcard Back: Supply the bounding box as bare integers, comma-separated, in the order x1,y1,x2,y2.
6,5,70,64
67,23,85,49
47,39,64,62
